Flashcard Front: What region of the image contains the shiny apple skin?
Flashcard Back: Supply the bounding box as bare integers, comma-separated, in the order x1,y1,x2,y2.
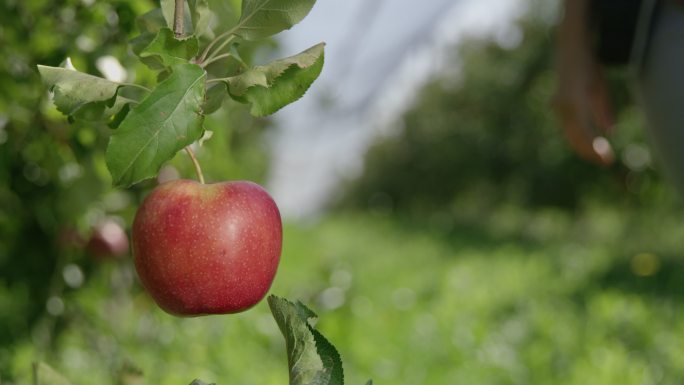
132,179,282,316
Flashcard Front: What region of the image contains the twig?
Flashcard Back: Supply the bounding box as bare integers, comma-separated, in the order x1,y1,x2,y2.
174,0,185,38
201,53,232,68
203,35,236,63
199,27,237,63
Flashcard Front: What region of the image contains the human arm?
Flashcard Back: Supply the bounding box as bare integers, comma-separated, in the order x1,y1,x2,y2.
554,0,615,165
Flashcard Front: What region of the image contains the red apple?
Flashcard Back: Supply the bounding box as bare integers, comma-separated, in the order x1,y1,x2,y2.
87,219,129,258
132,179,282,316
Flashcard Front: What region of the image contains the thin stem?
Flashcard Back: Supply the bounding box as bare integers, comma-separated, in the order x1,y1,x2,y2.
173,0,185,38
204,35,236,63
201,53,232,68
233,54,250,70
199,27,237,63
199,31,231,62
118,82,151,92
185,146,205,184
203,54,249,72
205,78,227,84
174,2,205,183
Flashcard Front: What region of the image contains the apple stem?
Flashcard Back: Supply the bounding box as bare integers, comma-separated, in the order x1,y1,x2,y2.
185,146,205,184
175,2,203,185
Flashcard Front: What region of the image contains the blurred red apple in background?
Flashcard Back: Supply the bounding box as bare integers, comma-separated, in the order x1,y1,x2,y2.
86,219,129,258
132,179,282,316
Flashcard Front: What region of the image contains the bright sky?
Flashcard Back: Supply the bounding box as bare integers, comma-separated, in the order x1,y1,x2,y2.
268,0,530,219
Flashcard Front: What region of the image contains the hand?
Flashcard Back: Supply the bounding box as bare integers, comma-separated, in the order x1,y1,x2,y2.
553,0,615,166
553,64,615,165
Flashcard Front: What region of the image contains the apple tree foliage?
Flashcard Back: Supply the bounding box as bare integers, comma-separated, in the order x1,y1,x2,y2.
38,0,324,188
29,0,366,384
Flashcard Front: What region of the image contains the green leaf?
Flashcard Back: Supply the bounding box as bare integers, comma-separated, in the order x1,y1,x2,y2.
33,362,74,385
136,8,167,34
73,92,137,124
188,380,215,385
106,63,206,187
108,100,134,129
225,68,268,96
227,43,324,95
160,0,176,29
234,0,317,41
131,8,168,56
225,42,324,116
139,28,199,71
131,33,156,57
203,83,227,114
189,0,213,38
268,295,344,385
308,316,344,385
37,64,122,118
364,381,372,385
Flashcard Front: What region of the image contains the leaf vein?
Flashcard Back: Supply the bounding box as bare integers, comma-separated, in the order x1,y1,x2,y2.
116,73,204,183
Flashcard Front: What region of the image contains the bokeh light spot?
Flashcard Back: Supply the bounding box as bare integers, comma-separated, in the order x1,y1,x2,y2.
46,296,65,316
631,252,660,277
63,264,85,289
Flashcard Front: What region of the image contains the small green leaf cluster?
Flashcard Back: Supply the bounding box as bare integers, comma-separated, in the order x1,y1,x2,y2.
268,295,344,385
38,0,325,188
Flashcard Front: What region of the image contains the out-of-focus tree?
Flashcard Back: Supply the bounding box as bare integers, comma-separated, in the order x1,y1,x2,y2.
339,3,669,217
0,0,271,376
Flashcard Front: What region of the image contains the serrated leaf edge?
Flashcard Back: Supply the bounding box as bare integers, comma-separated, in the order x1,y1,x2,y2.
235,0,317,40
268,295,344,385
37,64,124,117
138,27,200,66
249,51,324,117
224,42,325,98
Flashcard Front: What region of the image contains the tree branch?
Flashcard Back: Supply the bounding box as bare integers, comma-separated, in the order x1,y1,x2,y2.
174,0,185,38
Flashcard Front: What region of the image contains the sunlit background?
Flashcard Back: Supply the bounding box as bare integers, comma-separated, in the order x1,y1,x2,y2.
3,0,684,384
271,0,533,218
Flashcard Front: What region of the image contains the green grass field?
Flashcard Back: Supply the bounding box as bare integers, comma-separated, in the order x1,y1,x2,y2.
10,206,684,385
